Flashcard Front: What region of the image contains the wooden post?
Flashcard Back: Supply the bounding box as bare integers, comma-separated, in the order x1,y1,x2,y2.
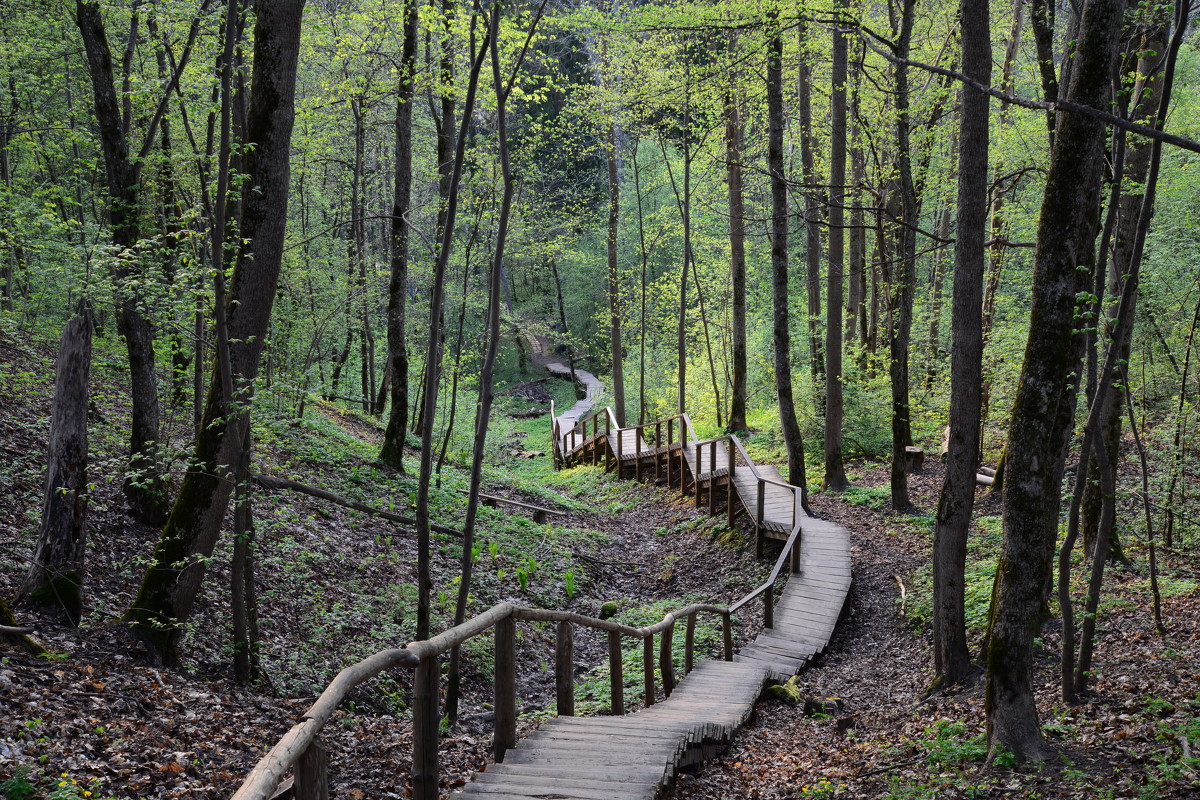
604,414,612,472
763,585,774,629
411,656,439,800
756,479,765,525
707,441,716,515
660,620,675,697
608,630,624,716
654,422,662,482
667,419,675,488
727,439,736,526
294,738,329,800
642,635,655,706
684,612,696,675
616,424,623,476
494,615,517,762
635,426,642,481
555,620,574,717
721,612,733,661
791,529,801,573
693,442,702,506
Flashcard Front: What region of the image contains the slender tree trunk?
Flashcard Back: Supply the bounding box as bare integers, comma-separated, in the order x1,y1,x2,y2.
929,0,990,692
984,0,1125,761
767,24,809,503
725,78,749,433
412,17,491,642
75,1,169,525
125,0,306,664
797,19,824,413
889,0,918,513
824,0,850,491
606,117,627,425
380,0,419,471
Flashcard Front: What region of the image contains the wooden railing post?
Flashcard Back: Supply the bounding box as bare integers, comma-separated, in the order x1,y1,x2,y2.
494,615,517,762
791,527,802,573
635,425,642,481
654,421,662,482
660,621,675,697
667,419,675,488
604,414,612,472
608,630,624,715
756,478,765,525
722,612,733,661
727,438,736,526
642,635,655,706
763,584,774,629
684,612,696,675
693,442,702,505
411,656,439,800
555,620,574,717
707,441,716,515
294,738,329,800
616,422,623,475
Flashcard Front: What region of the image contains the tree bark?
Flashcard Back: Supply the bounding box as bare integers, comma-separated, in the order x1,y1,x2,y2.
824,0,850,491
606,116,627,425
984,0,1125,761
767,24,809,503
797,19,824,413
75,0,169,525
125,0,306,664
380,0,419,470
725,77,748,433
929,0,990,692
20,311,93,624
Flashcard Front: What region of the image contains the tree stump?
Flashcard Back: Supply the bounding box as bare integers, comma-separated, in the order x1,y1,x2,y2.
903,446,925,473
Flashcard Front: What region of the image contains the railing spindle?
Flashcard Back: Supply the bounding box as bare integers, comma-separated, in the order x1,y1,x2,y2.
684,612,696,675
494,615,517,762
412,656,440,800
660,620,675,697
763,584,774,629
643,635,655,706
555,620,574,717
608,630,624,715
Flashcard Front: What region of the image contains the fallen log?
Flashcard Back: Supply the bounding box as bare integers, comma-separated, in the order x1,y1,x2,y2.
252,474,464,538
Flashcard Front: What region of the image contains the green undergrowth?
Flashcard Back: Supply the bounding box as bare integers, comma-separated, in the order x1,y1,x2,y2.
879,719,1016,799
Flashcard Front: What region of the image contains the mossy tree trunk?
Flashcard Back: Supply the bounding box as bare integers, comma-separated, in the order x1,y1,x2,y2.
124,0,306,664
984,0,1125,762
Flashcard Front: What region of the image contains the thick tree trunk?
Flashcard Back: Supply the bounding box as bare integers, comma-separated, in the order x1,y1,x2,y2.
767,26,809,502
20,311,93,624
823,0,850,491
929,0,990,692
380,0,419,471
125,0,306,664
984,0,1125,761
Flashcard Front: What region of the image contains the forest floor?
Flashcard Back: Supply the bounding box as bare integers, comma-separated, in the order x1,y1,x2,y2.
0,330,769,800
2,329,1199,800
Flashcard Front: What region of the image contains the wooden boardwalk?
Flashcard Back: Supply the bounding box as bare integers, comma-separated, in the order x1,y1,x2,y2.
454,366,853,800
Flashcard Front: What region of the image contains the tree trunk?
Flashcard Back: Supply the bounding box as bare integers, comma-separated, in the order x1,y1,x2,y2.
19,311,93,624
889,0,918,513
75,0,168,525
797,19,824,413
606,117,626,425
767,24,809,503
824,0,850,491
380,0,419,471
725,77,749,433
929,0,990,692
125,0,306,664
984,0,1125,761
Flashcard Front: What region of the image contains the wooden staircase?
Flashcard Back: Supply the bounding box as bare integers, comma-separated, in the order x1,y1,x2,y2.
232,367,852,800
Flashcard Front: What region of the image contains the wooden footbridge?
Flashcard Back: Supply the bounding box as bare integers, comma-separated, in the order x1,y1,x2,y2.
232,365,851,800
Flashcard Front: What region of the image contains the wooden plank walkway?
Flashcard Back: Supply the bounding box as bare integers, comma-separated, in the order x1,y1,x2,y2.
452,367,853,800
